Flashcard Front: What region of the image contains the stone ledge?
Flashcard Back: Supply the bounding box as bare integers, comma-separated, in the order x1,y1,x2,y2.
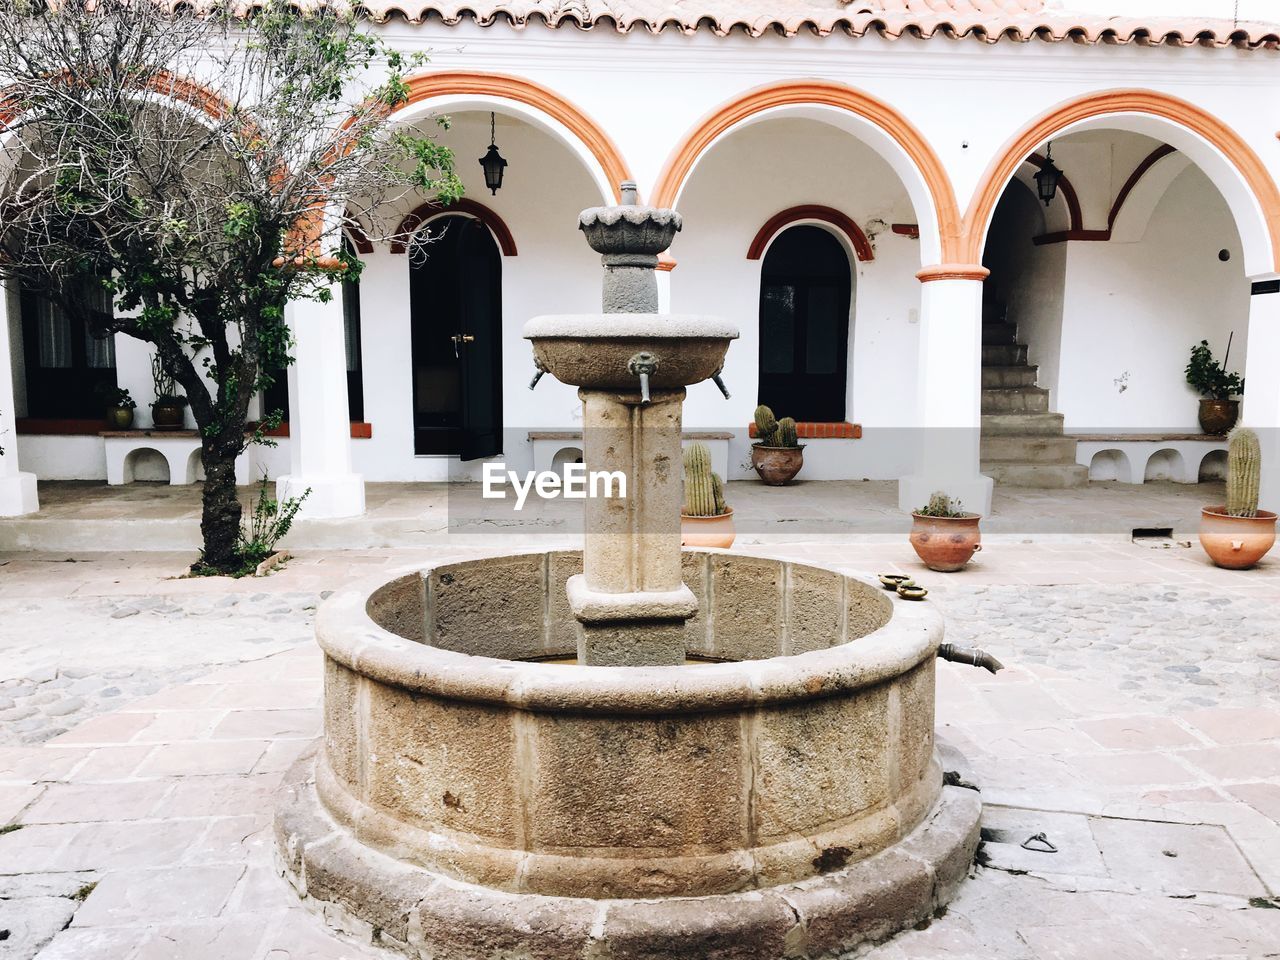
274,750,981,960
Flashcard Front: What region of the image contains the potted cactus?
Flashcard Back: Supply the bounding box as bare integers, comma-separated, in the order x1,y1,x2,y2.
1200,427,1276,569
751,405,804,485
680,442,735,548
910,492,982,572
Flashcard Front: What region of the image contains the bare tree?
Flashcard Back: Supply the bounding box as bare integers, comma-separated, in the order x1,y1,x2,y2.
0,0,459,573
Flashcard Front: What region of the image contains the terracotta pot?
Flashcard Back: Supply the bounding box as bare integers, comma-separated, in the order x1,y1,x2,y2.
751,445,805,486
681,507,735,548
909,513,982,572
151,402,185,430
106,406,134,430
1199,506,1276,569
1198,398,1239,435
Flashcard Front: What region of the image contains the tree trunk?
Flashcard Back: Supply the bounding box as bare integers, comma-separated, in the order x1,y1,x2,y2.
199,444,243,573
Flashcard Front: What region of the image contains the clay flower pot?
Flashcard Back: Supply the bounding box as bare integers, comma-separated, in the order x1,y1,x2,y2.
1199,506,1277,569
751,444,805,485
106,406,135,429
1198,399,1239,435
910,513,982,572
681,507,735,548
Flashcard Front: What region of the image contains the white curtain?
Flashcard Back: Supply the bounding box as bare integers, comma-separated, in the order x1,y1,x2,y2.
82,285,115,369
36,298,71,369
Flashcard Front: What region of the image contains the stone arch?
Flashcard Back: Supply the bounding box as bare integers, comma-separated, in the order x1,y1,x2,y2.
747,205,874,262
963,89,1280,277
391,72,631,205
651,80,961,265
1088,449,1133,483
124,448,171,484
1143,448,1187,482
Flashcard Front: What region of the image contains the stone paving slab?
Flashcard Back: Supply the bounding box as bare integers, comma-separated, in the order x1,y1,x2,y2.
0,543,1276,959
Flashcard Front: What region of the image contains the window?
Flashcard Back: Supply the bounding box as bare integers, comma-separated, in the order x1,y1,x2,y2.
20,286,117,418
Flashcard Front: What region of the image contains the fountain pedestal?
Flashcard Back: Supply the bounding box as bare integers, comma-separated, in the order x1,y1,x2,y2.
525,182,737,666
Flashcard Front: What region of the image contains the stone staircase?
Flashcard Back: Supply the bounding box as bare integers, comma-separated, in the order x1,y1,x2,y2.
980,312,1088,488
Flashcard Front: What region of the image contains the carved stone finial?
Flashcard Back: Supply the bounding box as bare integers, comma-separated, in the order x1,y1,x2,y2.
578,183,682,313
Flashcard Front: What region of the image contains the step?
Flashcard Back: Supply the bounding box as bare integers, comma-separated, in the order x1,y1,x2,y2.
982,344,1028,365
981,412,1066,436
982,323,1019,345
982,461,1090,489
980,434,1079,463
982,302,1007,324
982,365,1039,389
982,387,1049,415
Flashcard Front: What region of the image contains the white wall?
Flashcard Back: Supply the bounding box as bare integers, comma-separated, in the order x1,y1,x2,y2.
351,110,602,481
672,117,922,480
1056,165,1249,431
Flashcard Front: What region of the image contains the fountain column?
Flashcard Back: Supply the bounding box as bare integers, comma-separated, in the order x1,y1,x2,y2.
525,182,737,666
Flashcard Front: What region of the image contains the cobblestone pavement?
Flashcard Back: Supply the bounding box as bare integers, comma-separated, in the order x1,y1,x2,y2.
0,543,1277,959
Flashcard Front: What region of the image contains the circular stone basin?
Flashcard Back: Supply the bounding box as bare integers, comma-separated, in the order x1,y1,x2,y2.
523,314,738,390
276,549,981,959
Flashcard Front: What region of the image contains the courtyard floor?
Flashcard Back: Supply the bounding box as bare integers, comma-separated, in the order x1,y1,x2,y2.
1,490,1279,958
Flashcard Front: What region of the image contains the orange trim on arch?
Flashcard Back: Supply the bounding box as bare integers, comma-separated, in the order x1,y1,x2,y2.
390,197,517,256
747,205,874,262
398,72,631,202
963,89,1280,271
651,80,962,258
1024,153,1083,232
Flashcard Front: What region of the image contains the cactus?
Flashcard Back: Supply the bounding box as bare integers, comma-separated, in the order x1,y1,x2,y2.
916,491,966,518
1226,426,1261,518
754,404,780,446
778,417,798,448
682,442,729,517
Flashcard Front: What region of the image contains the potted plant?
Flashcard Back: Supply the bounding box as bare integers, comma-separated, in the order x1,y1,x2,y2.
1186,336,1244,434
681,442,734,548
150,354,188,430
1200,427,1276,569
751,405,804,485
910,492,982,572
98,385,137,429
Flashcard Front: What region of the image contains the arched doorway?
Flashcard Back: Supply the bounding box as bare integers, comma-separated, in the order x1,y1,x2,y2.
757,225,852,421
409,214,502,459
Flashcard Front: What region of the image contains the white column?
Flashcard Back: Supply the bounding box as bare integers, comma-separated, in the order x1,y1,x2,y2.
897,265,993,516
1242,279,1280,512
276,285,365,518
0,283,38,515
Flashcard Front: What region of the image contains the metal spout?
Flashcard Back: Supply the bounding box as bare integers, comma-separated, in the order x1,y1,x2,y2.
529,357,547,390
627,352,659,404
711,367,731,400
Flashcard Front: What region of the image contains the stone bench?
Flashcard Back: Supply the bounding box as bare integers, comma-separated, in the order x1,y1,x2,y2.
101,431,254,486
1069,433,1228,484
528,430,733,479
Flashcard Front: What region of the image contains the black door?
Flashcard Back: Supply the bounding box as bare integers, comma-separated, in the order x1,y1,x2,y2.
757,225,851,422
409,215,503,459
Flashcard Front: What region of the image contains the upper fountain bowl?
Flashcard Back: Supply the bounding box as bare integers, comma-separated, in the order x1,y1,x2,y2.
578,204,682,257
523,313,738,390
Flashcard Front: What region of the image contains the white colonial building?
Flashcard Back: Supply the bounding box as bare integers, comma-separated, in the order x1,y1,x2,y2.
3,0,1280,519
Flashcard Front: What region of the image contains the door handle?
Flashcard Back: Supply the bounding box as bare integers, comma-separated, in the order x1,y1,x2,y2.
451,333,475,357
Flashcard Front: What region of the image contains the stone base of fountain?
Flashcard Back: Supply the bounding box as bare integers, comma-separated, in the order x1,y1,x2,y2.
273,549,981,959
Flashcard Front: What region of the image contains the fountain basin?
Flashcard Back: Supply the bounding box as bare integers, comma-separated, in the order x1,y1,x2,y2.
524,313,737,390
275,549,981,959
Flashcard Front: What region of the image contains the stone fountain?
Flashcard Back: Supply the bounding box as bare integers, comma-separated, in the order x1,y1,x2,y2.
274,185,981,959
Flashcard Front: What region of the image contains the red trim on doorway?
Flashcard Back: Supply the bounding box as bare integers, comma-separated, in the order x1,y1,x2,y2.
891,223,920,239
390,198,518,256
748,421,862,440
15,418,104,436
343,215,375,255
258,421,373,439
747,205,874,262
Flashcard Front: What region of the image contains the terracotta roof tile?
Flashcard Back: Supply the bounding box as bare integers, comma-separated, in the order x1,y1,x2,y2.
284,0,1280,48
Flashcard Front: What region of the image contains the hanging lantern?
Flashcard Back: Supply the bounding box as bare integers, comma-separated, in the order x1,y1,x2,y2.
479,112,507,195
1034,142,1063,207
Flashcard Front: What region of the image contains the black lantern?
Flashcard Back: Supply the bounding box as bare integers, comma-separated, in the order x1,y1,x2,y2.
1034,142,1063,207
479,112,507,195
